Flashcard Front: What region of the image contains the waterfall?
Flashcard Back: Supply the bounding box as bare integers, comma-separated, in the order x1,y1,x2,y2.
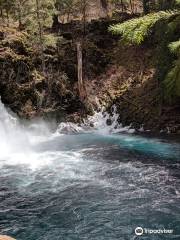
0,98,135,149
0,100,52,168
0,100,28,158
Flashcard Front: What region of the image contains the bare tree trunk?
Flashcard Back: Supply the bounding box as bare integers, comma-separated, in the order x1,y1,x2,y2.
0,8,4,23
35,0,45,73
6,9,9,27
100,0,109,17
17,0,23,30
82,0,87,35
121,0,124,12
129,0,134,13
142,0,149,14
77,42,86,101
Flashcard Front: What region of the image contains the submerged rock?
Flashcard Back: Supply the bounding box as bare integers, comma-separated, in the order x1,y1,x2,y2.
57,122,84,134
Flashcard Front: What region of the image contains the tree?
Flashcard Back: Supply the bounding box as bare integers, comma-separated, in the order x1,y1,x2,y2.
109,4,180,102
110,0,138,14
35,0,45,71
110,0,126,12
142,0,149,14
55,0,75,23
0,0,15,26
14,0,31,29
23,0,56,71
164,39,180,102
109,11,175,44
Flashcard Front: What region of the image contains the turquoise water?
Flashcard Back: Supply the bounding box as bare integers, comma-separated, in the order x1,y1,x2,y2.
0,131,180,240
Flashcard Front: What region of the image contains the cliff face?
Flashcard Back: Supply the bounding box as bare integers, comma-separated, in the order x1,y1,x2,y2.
86,45,180,133
0,26,84,121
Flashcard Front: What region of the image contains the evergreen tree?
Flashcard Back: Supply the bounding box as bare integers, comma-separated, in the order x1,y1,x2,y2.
0,0,15,26
142,0,149,14
24,0,56,71
14,0,31,29
109,1,180,102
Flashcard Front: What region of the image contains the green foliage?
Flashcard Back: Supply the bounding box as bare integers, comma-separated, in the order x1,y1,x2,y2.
175,0,180,6
110,7,180,103
55,0,89,23
164,58,180,101
24,0,55,32
0,0,15,25
0,0,15,11
43,34,58,48
109,11,177,44
169,40,180,54
55,0,75,12
164,39,180,101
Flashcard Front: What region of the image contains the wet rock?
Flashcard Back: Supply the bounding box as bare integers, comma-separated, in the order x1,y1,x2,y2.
0,236,16,240
106,118,112,126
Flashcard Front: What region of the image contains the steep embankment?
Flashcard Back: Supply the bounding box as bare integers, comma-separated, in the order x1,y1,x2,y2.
55,15,180,133
0,26,83,120
87,44,180,133
84,20,180,134
0,16,180,133
86,45,158,130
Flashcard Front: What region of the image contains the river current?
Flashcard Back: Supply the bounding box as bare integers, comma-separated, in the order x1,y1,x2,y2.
0,101,180,240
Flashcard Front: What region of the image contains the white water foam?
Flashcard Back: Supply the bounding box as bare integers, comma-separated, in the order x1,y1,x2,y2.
57,105,136,135
0,100,136,169
1,99,177,171
0,100,29,158
0,100,55,169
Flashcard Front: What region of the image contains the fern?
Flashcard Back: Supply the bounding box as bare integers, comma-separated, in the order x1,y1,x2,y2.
109,11,177,45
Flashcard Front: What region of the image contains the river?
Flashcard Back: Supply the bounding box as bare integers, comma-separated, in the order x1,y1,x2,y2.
0,101,180,240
